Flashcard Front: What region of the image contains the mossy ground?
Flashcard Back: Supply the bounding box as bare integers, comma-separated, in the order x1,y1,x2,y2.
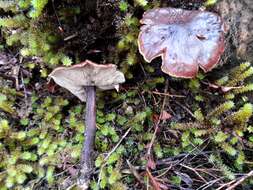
0,0,253,189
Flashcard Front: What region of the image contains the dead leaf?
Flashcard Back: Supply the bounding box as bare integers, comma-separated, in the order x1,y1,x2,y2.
47,80,57,93
146,169,161,190
152,114,159,123
147,156,156,170
160,111,172,121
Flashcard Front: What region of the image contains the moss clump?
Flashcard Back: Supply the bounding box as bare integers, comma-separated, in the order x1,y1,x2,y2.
224,103,253,125
172,62,253,183
0,0,74,79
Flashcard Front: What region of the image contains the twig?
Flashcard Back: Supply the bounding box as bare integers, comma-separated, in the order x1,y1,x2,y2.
146,168,161,190
138,61,147,77
127,160,145,185
12,65,20,90
97,127,132,187
152,91,185,98
0,73,15,83
104,127,132,161
156,166,172,178
180,164,207,183
51,0,63,31
166,138,210,168
216,179,236,190
147,79,169,156
147,120,160,156
64,33,78,41
138,90,147,108
145,79,169,190
218,170,253,190
66,182,77,190
174,100,195,118
196,177,224,190
20,70,28,108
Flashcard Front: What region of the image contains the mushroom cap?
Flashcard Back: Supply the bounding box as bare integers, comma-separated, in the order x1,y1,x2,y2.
138,8,225,78
49,60,125,101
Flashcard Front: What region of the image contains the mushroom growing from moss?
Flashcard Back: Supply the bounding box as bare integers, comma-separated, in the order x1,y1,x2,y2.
49,60,125,188
138,7,225,78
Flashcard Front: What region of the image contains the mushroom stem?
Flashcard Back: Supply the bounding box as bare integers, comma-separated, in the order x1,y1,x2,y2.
83,85,96,167
79,85,96,188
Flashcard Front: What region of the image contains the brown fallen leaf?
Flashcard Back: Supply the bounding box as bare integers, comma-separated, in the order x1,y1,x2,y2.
160,111,172,121
147,155,156,170
146,169,161,190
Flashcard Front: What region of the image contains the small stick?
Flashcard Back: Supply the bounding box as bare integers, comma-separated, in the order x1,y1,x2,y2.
64,33,78,41
97,127,132,187
20,70,28,108
174,100,195,118
147,79,169,156
127,160,145,186
152,91,185,98
146,80,169,190
180,164,207,183
104,127,132,161
221,170,253,190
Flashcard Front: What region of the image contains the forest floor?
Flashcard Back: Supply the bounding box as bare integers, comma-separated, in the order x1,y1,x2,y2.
0,0,253,190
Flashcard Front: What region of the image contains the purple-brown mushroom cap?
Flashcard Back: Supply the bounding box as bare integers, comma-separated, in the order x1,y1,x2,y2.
138,8,225,78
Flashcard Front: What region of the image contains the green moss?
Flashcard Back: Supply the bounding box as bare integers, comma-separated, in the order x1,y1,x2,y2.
172,62,253,176
207,101,234,119
224,103,253,125
0,0,253,189
209,154,235,180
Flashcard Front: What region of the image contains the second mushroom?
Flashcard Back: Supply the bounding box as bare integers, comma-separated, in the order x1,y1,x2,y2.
49,60,125,188
138,7,225,78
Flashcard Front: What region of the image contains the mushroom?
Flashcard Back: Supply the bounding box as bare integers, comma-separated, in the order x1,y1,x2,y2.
48,60,125,188
138,7,225,78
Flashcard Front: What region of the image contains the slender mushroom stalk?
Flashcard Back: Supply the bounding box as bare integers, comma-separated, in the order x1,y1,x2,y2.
48,60,125,188
82,86,96,170
79,86,96,186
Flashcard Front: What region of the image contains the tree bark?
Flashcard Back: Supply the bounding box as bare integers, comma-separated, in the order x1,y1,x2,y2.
77,86,96,189
216,0,253,62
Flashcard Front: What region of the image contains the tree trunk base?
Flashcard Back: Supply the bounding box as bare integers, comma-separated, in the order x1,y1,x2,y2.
216,0,253,62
